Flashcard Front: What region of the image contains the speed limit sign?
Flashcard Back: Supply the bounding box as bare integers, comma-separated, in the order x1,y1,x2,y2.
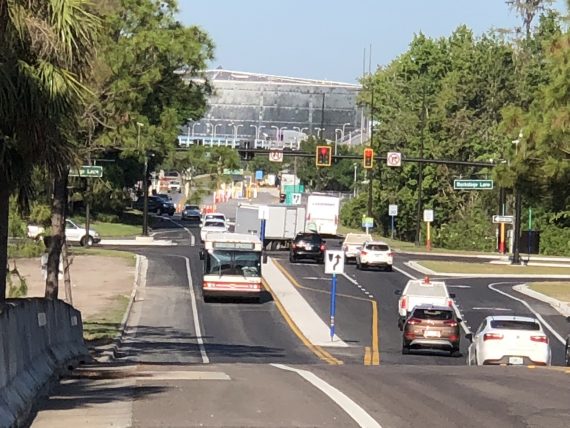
386,152,402,167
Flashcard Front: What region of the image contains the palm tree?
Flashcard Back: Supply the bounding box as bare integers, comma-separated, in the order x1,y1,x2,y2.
0,1,99,301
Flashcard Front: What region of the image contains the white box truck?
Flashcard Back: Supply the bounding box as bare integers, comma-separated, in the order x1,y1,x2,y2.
234,204,307,250
306,194,340,235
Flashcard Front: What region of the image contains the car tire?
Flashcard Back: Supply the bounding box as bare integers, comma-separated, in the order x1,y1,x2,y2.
450,347,460,358
386,265,393,272
356,261,362,270
565,339,570,367
402,344,410,355
80,235,94,247
289,254,296,263
317,257,324,265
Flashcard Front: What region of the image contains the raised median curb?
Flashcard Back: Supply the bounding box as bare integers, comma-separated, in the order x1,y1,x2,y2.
263,258,347,349
0,299,88,427
99,237,175,246
513,284,570,317
405,261,570,279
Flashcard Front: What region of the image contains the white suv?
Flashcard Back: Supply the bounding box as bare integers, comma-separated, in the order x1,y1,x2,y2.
356,241,393,271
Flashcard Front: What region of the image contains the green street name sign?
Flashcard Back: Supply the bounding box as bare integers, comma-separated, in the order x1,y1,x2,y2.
69,166,103,178
453,179,493,190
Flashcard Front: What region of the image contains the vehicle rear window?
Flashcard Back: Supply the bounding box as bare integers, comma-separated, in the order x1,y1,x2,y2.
406,284,447,297
412,309,453,320
296,234,322,243
205,221,225,228
490,320,540,331
366,244,389,251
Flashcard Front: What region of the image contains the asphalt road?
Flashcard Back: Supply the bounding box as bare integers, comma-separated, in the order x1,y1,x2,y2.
32,212,570,427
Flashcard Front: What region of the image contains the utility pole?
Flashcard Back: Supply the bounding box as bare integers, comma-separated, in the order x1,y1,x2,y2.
415,91,426,246
137,122,149,237
512,187,522,264
367,86,374,217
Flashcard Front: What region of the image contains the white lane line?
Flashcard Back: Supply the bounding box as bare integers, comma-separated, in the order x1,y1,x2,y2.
168,254,209,363
449,285,471,289
488,282,565,344
165,217,196,246
392,265,417,280
472,307,512,312
271,364,382,428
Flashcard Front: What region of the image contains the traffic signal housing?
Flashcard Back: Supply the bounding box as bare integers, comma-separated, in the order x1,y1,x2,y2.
363,148,374,169
315,145,332,167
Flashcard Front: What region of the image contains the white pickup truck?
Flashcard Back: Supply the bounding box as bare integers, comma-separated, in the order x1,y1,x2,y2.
342,233,372,262
395,277,455,329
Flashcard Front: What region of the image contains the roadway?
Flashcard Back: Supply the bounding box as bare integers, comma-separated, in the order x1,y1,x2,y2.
31,213,570,427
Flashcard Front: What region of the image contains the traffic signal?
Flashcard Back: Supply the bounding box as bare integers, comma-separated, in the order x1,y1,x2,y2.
363,148,374,169
315,145,332,167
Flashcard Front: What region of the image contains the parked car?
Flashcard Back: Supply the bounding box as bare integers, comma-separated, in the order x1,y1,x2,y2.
27,219,101,247
395,277,455,330
402,305,461,356
200,220,228,241
181,205,201,222
342,233,372,263
566,316,570,366
289,232,326,264
356,241,393,271
134,196,175,216
467,315,551,366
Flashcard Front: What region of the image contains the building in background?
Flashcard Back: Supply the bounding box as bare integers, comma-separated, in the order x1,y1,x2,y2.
178,68,368,148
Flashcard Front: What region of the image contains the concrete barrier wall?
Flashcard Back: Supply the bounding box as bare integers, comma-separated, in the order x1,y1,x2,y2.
0,298,88,427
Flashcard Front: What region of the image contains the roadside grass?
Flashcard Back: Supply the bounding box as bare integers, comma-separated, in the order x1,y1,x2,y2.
89,221,140,237
336,225,494,255
70,247,136,266
417,260,570,276
83,294,130,348
528,282,570,302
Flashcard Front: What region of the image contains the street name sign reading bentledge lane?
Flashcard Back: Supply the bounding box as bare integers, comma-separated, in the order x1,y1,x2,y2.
453,179,493,190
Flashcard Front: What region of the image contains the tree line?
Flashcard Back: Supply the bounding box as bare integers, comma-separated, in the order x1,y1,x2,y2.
0,0,215,301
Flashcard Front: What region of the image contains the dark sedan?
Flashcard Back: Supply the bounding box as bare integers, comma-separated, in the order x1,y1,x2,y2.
181,205,201,222
289,233,326,264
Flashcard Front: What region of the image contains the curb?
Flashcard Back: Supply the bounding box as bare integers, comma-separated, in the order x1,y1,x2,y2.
97,254,147,362
513,284,570,317
405,261,570,279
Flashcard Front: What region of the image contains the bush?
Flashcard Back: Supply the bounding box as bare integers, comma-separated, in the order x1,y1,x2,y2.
434,209,496,252
340,194,368,229
539,225,570,256
8,241,45,258
95,213,120,223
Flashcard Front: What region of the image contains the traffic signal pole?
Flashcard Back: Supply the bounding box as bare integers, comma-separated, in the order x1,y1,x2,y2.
367,88,374,217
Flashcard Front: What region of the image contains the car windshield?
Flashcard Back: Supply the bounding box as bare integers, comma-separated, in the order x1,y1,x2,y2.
185,205,199,210
206,215,225,221
412,309,453,320
366,244,389,251
490,320,540,331
296,234,321,243
204,221,225,228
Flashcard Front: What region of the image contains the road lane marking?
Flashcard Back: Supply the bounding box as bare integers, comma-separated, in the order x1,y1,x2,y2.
472,307,512,312
393,265,417,279
364,347,372,365
488,282,565,344
261,279,342,365
341,273,379,365
449,285,471,289
164,217,196,246
168,255,209,363
271,364,382,428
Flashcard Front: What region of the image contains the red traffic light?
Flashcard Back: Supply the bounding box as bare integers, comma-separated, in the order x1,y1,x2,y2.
363,148,374,169
315,145,332,167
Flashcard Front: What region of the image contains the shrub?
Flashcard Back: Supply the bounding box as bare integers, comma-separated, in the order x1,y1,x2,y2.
539,225,570,256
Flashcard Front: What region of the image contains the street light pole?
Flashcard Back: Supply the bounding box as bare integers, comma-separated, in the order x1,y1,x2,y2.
353,163,358,197
191,122,201,137
137,122,149,237
334,128,342,155
342,122,350,140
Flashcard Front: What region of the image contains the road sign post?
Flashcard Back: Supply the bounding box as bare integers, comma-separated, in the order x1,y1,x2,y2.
423,209,434,251
324,250,344,341
388,204,398,239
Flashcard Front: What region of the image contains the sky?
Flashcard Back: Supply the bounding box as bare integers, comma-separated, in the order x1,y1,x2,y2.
178,0,566,84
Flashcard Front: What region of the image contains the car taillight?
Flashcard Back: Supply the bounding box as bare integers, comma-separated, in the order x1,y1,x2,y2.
360,250,368,255
483,333,504,341
447,299,453,307
400,298,407,310
407,318,422,325
530,335,549,344
443,320,458,327
320,244,326,251
388,252,394,257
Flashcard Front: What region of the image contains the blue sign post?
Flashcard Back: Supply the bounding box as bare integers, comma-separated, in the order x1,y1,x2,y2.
260,219,266,243
329,273,337,341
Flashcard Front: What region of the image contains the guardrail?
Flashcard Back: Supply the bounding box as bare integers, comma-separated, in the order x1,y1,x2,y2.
0,298,88,427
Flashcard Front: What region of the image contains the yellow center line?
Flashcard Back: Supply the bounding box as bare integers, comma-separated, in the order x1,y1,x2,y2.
364,347,372,365
261,278,342,365
273,260,379,366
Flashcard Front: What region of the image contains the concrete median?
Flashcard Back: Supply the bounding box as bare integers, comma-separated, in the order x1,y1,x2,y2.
0,298,88,427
